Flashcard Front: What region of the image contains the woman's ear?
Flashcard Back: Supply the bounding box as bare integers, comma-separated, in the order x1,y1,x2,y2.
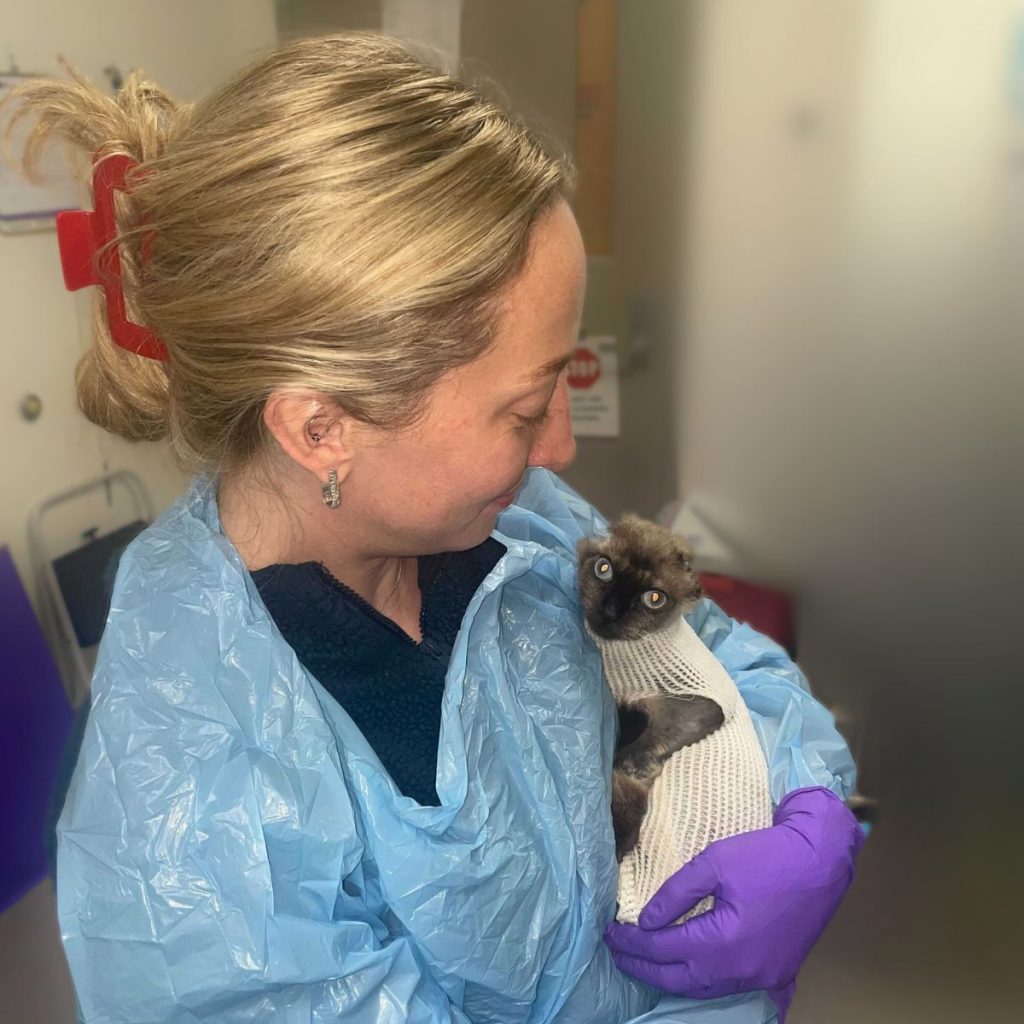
262,391,360,485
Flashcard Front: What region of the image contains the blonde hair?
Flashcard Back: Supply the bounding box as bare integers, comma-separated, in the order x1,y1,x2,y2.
4,34,574,473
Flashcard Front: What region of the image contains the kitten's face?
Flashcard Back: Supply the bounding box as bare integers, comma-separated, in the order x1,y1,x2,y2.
577,514,703,641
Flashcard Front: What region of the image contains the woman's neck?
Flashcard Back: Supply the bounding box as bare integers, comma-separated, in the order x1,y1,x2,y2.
217,464,423,640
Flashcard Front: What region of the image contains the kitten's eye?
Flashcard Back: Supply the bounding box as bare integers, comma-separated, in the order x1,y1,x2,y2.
642,590,669,610
594,558,614,581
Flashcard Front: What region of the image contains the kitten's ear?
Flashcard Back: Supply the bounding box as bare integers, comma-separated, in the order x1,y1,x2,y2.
674,537,695,565
610,513,643,541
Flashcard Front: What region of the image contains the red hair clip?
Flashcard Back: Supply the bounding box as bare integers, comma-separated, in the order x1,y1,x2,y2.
56,155,169,362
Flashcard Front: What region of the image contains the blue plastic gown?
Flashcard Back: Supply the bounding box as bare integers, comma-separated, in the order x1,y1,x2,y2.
57,469,856,1024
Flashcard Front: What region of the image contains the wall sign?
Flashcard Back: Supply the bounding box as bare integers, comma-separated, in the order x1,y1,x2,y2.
569,336,619,437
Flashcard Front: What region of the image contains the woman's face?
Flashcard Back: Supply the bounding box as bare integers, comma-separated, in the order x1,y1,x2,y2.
344,200,585,555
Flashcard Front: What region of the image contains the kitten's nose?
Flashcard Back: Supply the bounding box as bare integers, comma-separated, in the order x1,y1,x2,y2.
601,596,624,622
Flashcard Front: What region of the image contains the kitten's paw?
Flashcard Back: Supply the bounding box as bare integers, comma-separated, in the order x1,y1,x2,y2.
612,772,649,862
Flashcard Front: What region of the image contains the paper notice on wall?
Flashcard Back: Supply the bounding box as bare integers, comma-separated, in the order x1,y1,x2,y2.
568,337,619,437
382,0,463,74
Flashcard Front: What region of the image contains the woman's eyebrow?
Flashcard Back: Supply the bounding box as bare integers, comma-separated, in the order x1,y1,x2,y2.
524,351,573,384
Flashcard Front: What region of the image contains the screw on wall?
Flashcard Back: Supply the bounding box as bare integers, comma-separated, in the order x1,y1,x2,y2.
20,393,43,422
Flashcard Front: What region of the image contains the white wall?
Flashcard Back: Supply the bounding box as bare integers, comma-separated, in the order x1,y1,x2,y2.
0,0,278,611
674,1,1023,1011
675,0,867,702
675,0,1023,773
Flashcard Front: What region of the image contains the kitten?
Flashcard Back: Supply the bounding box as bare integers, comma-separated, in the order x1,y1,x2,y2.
578,515,725,861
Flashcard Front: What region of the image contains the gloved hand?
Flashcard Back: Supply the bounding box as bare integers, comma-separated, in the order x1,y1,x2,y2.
604,786,864,1021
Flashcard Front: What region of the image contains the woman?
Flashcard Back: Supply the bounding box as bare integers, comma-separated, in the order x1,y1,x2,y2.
13,35,861,1024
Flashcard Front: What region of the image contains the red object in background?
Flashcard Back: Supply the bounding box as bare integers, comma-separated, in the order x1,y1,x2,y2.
567,346,601,389
698,571,796,657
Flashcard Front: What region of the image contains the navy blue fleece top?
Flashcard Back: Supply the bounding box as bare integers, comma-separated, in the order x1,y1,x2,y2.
250,537,505,806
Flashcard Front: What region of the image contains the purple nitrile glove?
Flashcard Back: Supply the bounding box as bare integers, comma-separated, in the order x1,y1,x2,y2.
604,787,864,1021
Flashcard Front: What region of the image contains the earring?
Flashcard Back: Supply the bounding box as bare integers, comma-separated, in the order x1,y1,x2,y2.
321,469,340,509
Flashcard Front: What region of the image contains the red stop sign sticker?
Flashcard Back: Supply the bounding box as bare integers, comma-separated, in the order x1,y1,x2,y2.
567,346,601,389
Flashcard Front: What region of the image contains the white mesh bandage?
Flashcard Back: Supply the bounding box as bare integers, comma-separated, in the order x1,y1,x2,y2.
593,614,773,924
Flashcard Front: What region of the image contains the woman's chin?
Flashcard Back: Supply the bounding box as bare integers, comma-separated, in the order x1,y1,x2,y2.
491,491,517,510
490,479,524,511
444,508,502,552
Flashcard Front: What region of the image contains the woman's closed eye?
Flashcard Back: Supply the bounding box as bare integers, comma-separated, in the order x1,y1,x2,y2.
514,407,550,430
511,366,567,431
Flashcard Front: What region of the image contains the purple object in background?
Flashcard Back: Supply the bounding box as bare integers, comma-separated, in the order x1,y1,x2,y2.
0,545,72,911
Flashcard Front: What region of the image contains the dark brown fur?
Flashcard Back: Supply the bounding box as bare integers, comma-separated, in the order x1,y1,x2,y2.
577,514,703,642
578,515,724,861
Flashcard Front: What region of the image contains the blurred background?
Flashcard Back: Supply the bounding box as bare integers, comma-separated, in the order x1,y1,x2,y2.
1,1,1021,1021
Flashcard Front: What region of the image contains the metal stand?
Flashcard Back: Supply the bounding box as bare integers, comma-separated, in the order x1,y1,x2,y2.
27,470,154,706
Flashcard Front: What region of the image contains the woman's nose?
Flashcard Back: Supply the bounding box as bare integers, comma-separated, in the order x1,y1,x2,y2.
528,376,576,473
